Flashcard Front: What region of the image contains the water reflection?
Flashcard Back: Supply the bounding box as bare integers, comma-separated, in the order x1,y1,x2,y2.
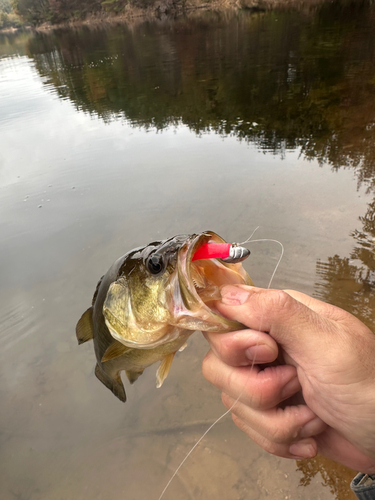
298,456,357,500
18,1,374,180
3,2,375,192
315,200,375,330
1,3,375,500
306,175,375,500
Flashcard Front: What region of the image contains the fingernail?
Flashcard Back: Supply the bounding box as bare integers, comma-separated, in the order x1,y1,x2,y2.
289,441,316,459
220,285,250,305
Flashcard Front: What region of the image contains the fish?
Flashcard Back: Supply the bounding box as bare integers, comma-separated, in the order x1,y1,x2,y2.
76,231,253,402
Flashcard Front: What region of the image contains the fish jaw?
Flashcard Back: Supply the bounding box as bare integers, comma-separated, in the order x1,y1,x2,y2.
170,231,253,332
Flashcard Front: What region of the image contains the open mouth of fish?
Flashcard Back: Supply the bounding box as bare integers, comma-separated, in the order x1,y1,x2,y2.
160,231,253,339
180,231,251,310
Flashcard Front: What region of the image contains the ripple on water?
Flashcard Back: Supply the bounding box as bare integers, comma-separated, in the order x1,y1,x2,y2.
0,298,39,355
0,57,52,126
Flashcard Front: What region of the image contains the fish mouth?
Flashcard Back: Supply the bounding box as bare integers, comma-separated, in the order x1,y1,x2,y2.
174,231,252,327
186,231,228,303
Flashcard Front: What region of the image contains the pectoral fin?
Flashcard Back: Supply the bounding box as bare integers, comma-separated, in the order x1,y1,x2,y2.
156,353,175,388
102,341,130,362
76,308,94,344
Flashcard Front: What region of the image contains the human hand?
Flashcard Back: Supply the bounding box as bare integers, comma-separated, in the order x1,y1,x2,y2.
202,285,375,473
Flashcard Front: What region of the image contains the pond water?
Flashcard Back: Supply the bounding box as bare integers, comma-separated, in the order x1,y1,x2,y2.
1,2,375,499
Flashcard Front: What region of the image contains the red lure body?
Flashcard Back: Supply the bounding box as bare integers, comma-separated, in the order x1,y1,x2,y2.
192,242,231,261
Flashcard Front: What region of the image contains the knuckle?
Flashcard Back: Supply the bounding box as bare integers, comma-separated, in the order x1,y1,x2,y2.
259,437,283,456
231,415,286,458
244,391,263,410
260,290,302,334
221,392,232,409
218,337,235,362
232,413,250,435
268,290,296,315
204,334,235,364
268,425,294,444
201,350,214,382
242,377,269,410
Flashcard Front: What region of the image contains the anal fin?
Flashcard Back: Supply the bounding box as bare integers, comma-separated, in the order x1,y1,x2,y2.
125,369,145,384
156,353,175,389
95,363,126,403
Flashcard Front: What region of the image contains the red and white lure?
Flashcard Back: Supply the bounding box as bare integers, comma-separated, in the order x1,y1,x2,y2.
192,242,250,264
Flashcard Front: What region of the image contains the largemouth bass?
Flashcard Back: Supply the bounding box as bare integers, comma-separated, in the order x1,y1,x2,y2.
76,231,253,402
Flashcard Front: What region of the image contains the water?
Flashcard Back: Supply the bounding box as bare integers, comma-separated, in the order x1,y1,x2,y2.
1,2,375,499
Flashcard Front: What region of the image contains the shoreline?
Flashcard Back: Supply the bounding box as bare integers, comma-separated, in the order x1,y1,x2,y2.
1,0,326,34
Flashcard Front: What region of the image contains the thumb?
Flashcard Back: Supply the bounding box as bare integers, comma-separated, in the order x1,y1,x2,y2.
216,285,339,365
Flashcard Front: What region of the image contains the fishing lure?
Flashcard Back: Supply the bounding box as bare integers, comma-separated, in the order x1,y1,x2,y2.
192,242,250,264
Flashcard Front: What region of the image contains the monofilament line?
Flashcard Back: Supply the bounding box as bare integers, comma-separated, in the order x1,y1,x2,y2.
157,233,284,500
157,407,233,500
244,239,284,289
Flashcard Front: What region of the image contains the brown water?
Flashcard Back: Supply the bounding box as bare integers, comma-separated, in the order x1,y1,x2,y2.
1,2,375,499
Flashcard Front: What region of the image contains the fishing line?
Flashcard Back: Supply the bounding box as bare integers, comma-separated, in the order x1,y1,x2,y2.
245,239,284,288
158,232,284,500
157,407,233,500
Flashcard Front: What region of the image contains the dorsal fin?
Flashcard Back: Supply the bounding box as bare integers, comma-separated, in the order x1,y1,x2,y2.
76,307,94,344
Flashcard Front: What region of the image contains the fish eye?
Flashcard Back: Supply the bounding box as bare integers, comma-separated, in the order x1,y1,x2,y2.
147,254,164,275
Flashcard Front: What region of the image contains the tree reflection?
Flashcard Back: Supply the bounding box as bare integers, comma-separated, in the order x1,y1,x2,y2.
23,1,375,180
297,455,357,500
314,200,375,330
